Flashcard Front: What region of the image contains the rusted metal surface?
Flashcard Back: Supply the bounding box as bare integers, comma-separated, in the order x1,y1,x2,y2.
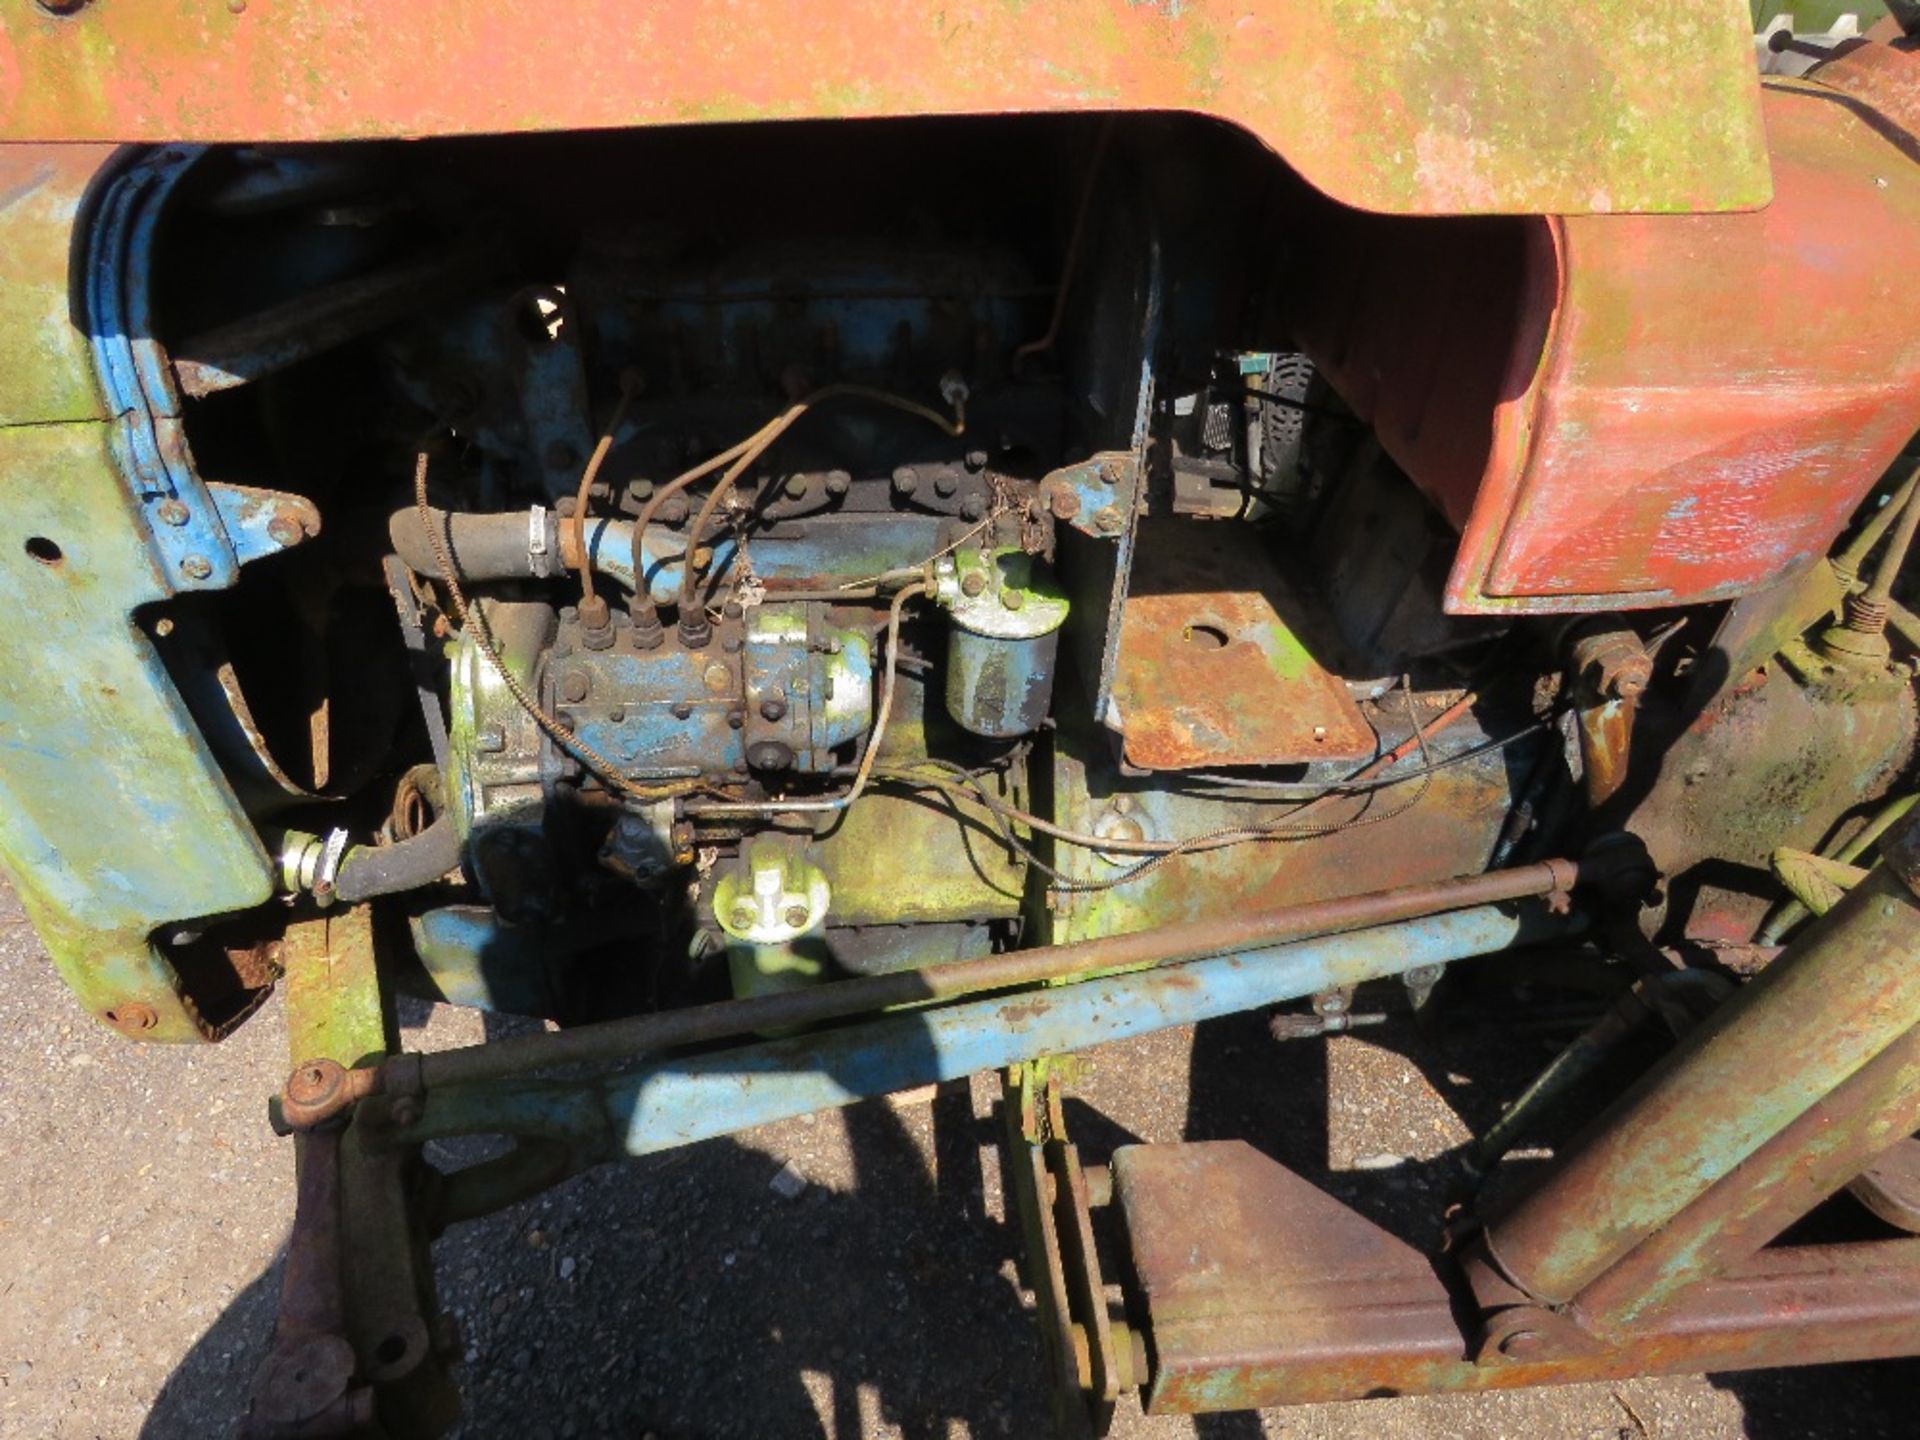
282,906,389,1073
401,858,1584,1093
1110,517,1373,768
1854,1135,1920,1233
0,3,1769,217
1570,1021,1920,1334
1482,843,1920,1307
1111,1139,1920,1412
1286,61,1920,613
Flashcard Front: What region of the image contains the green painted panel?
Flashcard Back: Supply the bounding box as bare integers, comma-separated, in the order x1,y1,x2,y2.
0,420,273,1041
0,146,115,426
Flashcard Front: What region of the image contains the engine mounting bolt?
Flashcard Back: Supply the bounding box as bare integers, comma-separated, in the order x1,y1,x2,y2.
760,695,789,722
671,701,693,721
155,498,191,527
726,708,745,730
1000,588,1026,612
965,450,990,472
960,494,986,520
559,670,590,704
266,516,303,547
180,555,214,581
783,904,811,930
825,470,853,496
1092,505,1126,535
784,475,810,499
892,466,919,496
960,570,989,598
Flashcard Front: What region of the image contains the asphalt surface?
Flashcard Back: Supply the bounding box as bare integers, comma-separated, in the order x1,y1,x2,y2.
1,871,1914,1439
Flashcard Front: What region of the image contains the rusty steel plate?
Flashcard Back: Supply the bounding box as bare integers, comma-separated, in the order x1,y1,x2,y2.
1111,518,1374,770
0,2,1769,218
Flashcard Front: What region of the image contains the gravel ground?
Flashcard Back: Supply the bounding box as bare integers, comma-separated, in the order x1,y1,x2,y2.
1,872,1913,1440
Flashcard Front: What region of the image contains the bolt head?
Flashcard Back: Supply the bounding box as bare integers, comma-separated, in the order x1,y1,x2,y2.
825,470,852,496
960,494,986,521
784,475,810,499
1000,588,1026,611
671,700,693,721
933,473,958,498
891,466,919,496
155,498,191,527
783,904,811,930
1048,485,1081,521
266,516,302,547
960,570,988,598
759,696,789,722
731,899,759,929
559,669,590,704
180,555,214,581
1092,506,1125,535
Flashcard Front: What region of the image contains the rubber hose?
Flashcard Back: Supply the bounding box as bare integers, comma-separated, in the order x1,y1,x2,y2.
390,507,556,582
334,813,465,902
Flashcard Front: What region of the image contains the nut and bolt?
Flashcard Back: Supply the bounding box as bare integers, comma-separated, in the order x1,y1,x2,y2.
964,449,990,472
960,570,989,598
731,899,759,929
155,498,191,527
933,472,958,498
104,1002,159,1034
784,475,810,499
180,555,214,581
1000,588,1026,612
825,470,852,497
266,516,303,547
891,466,919,497
558,669,591,704
1048,485,1081,521
759,695,789,722
1099,460,1125,486
726,708,745,730
1092,505,1126,535
783,904,811,929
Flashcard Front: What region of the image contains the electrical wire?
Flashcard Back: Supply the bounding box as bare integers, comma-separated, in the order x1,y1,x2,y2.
676,385,964,617
412,450,700,805
624,384,964,622
571,371,643,614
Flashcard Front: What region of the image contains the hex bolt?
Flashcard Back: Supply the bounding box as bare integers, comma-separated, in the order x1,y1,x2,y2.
784,474,810,499
559,670,590,704
267,516,303,547
960,570,989,598
825,469,853,496
1092,506,1125,535
180,555,214,581
891,466,919,497
783,904,811,929
760,695,789,722
1000,588,1026,612
155,498,191,527
960,494,986,520
964,449,990,472
934,472,958,498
